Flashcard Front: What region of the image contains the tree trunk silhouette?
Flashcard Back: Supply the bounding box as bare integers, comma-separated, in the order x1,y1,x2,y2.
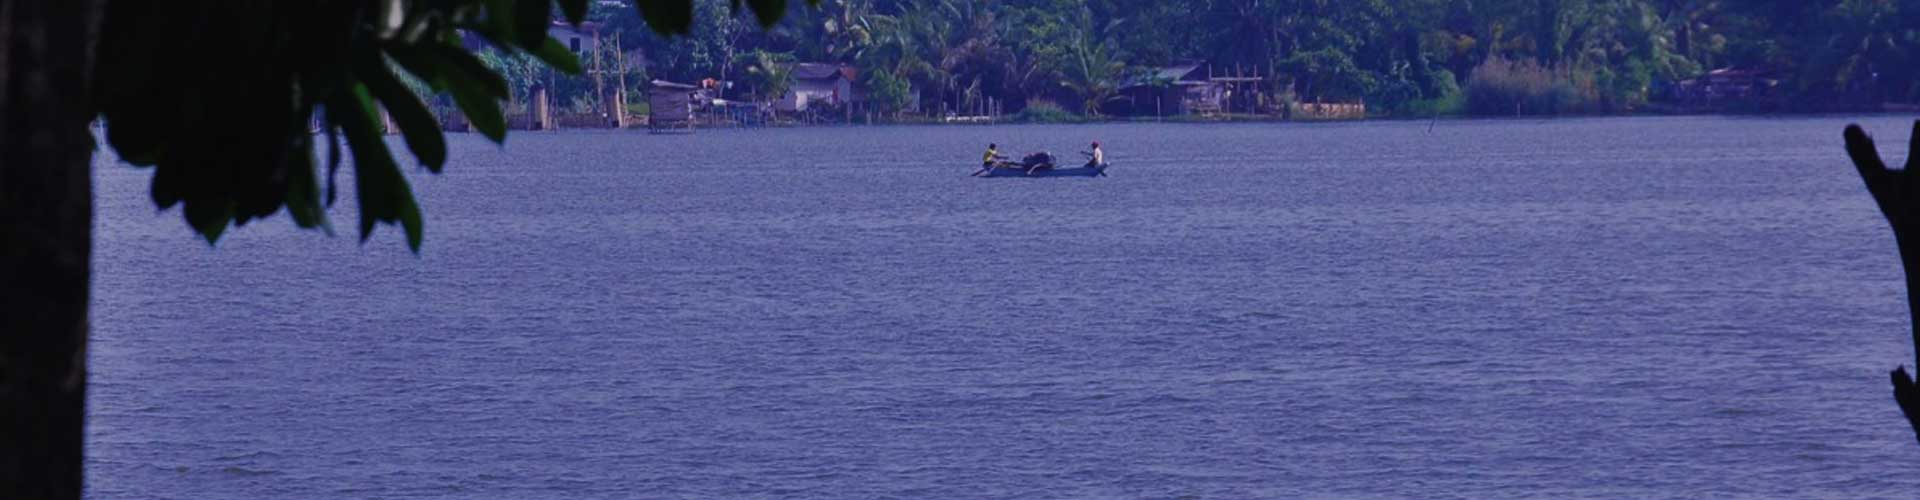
1844,122,1920,444
1,0,103,498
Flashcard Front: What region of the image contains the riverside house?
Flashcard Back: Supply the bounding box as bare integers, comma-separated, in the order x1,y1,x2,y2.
1667,67,1781,109
548,20,602,56
1112,61,1264,117
778,63,856,113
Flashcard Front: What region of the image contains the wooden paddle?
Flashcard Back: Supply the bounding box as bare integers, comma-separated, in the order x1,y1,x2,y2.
972,157,1011,176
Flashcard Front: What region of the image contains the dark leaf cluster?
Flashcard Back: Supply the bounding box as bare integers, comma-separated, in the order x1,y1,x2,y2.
93,0,610,252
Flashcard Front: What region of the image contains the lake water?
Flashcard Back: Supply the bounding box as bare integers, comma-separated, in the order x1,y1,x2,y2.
87,116,1920,498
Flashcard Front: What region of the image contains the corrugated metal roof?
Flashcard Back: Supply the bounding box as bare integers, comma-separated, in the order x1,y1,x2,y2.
791,63,847,81
1121,62,1204,88
650,79,698,90
1152,63,1202,81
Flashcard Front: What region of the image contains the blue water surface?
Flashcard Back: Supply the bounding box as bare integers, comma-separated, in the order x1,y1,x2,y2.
87,116,1920,498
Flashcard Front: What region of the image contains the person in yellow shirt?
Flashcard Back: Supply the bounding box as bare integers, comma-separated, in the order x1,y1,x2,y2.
983,143,1008,168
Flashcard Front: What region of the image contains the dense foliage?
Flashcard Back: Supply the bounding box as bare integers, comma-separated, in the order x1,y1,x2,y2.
93,1,592,250
575,0,1920,117
85,0,808,249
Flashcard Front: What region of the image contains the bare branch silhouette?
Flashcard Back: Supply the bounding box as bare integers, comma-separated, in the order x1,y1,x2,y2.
1844,121,1920,443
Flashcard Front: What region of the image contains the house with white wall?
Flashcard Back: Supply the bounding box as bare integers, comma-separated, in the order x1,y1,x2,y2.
776,63,855,113
548,21,601,56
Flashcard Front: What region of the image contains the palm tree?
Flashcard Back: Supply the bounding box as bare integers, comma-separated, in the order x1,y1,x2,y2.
856,10,934,114
1058,8,1127,116
901,0,960,114
1806,0,1910,104
740,50,795,103
874,0,1001,116
998,47,1053,109
1660,0,1723,68
820,0,879,62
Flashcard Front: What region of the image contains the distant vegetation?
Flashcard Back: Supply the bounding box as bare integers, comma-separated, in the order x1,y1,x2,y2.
1466,56,1602,116
540,0,1920,119
1008,101,1084,123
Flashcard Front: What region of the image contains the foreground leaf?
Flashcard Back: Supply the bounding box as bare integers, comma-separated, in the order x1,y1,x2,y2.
359,53,450,172
329,84,426,252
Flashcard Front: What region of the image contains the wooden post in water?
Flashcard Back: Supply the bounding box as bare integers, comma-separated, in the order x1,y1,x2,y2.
592,37,605,126
612,86,627,128
532,85,551,131
612,33,629,128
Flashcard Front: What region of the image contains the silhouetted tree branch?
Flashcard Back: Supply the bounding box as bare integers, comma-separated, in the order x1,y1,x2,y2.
1844,120,1920,444
4,2,812,499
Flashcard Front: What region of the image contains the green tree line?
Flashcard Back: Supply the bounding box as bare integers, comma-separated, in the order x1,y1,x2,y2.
563,0,1920,117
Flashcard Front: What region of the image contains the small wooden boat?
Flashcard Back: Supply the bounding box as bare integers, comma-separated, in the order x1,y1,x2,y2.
976,163,1109,178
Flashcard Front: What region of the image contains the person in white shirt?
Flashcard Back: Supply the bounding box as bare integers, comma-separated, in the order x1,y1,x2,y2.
1082,141,1105,168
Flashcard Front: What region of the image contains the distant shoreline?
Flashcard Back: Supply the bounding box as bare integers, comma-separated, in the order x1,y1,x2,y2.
729,110,1917,127
437,107,1917,135
686,106,1920,128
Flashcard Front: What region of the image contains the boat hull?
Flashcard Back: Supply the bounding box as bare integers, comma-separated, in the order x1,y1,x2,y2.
977,164,1108,178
